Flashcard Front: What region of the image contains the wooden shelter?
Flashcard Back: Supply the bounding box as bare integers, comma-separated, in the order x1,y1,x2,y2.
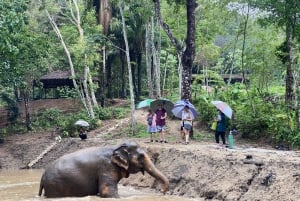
221,74,249,84
37,70,74,88
33,70,74,99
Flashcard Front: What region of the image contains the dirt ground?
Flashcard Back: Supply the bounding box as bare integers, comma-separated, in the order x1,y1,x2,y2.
1,99,300,201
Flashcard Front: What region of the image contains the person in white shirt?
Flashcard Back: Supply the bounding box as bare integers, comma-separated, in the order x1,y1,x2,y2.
181,106,194,145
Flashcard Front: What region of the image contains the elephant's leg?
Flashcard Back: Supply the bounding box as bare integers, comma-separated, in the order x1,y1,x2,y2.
98,177,119,198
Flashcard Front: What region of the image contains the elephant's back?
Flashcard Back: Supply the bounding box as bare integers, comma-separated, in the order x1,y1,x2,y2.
65,146,113,158
51,146,114,168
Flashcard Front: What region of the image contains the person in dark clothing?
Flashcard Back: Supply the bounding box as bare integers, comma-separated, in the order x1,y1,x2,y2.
215,109,226,145
155,103,167,143
79,127,87,140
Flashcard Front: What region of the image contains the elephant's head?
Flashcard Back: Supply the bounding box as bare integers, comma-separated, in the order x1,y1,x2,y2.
111,141,169,193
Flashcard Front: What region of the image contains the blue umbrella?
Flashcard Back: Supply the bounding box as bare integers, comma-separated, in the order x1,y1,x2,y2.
172,100,198,119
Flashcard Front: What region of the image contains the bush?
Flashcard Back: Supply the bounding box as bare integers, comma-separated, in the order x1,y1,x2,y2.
30,106,128,138
192,83,300,148
95,107,128,120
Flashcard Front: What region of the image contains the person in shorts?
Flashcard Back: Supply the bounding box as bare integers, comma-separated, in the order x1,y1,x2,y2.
155,103,167,143
146,109,157,142
181,106,194,145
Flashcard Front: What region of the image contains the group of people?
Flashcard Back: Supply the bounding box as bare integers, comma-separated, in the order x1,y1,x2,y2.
146,104,194,145
146,103,168,143
146,104,228,146
78,103,228,146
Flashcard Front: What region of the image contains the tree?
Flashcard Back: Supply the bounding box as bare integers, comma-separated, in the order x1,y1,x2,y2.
153,0,197,100
118,0,136,134
249,0,300,107
42,0,100,118
0,0,48,130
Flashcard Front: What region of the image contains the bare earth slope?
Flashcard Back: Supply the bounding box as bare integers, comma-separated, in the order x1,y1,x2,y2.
1,99,300,200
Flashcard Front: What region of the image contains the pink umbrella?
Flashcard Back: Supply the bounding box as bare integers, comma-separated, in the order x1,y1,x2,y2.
211,101,232,119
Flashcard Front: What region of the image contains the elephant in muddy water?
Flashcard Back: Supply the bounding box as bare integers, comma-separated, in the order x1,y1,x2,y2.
38,141,169,198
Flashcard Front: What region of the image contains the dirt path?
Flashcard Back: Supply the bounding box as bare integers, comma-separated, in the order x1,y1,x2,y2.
1,102,300,200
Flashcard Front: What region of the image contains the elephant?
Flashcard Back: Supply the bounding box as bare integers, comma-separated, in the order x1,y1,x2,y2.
38,140,169,198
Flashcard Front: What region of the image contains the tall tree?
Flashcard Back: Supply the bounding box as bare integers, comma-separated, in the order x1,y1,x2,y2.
43,0,100,118
97,0,112,106
249,0,300,107
118,0,136,134
0,0,48,129
153,0,197,100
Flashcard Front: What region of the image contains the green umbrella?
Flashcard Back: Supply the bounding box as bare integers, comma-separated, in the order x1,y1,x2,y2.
136,99,154,109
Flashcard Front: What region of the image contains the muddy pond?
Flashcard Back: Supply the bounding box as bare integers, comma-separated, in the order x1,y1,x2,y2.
0,169,201,201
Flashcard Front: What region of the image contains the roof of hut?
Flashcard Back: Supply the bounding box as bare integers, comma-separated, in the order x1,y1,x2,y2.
37,70,74,88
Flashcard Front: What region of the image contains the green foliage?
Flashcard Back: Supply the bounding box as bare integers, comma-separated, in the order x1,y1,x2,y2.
31,108,64,128
128,123,149,138
0,89,19,122
56,87,78,98
95,107,128,120
192,70,225,86
29,105,128,138
193,82,300,148
0,121,28,137
193,95,216,125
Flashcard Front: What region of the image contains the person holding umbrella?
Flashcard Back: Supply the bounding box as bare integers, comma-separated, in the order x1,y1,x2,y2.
172,100,198,144
79,126,88,140
75,120,89,140
155,103,168,143
181,106,194,145
211,101,232,146
215,109,226,145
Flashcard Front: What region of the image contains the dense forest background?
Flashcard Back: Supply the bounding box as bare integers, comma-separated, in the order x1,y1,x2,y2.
0,0,300,147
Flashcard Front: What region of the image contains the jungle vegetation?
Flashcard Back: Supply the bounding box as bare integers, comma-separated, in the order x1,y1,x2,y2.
0,0,300,147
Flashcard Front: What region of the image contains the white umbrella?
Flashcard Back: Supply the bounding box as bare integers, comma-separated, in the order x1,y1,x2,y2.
211,101,233,119
75,120,89,127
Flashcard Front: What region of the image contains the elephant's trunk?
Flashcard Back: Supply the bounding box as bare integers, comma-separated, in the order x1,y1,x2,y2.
143,154,169,194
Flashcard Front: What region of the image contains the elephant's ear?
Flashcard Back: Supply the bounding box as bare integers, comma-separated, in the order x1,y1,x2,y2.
111,145,129,170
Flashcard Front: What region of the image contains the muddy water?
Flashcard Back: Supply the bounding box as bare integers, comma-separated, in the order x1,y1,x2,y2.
0,169,200,201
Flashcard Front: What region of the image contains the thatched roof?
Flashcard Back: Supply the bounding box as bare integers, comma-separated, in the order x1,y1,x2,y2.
221,74,249,84
40,70,71,80
37,70,74,88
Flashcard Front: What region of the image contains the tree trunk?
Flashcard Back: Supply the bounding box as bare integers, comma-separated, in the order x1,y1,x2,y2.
46,2,98,118
227,32,239,86
162,52,169,96
98,0,112,106
45,9,89,113
83,65,95,118
119,0,136,134
152,17,161,98
241,4,256,116
153,0,196,100
137,52,142,100
297,62,300,129
99,0,112,35
285,21,294,107
178,54,183,96
120,48,127,98
22,89,31,131
106,56,112,98
145,23,154,98
181,0,196,100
